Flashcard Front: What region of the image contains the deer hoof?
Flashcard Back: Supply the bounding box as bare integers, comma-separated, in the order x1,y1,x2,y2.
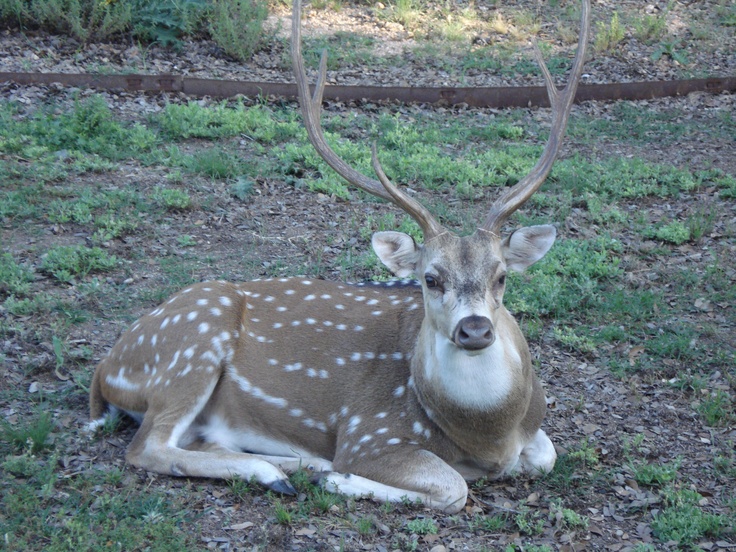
268,478,297,495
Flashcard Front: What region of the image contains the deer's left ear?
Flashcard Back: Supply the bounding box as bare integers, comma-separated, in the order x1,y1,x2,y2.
501,225,556,272
372,231,421,277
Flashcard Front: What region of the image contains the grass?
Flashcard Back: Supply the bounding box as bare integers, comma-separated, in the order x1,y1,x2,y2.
0,82,734,549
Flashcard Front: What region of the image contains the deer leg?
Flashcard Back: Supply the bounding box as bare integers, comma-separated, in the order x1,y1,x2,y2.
518,428,556,476
319,448,468,513
123,378,297,494
125,418,297,494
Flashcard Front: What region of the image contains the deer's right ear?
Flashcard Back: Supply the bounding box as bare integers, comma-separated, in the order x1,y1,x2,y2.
372,231,421,277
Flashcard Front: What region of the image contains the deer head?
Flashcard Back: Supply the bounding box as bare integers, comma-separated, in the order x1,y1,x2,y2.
291,0,588,361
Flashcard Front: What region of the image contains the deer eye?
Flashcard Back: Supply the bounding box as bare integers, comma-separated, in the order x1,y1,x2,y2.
497,274,506,287
425,275,440,290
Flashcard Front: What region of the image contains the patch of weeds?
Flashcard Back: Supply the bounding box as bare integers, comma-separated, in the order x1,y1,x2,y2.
155,101,284,142
405,517,438,535
151,187,192,210
714,446,736,479
686,207,716,242
553,325,597,355
697,389,735,427
645,324,702,362
506,236,622,318
632,10,668,43
7,0,133,43
176,235,198,248
3,294,53,316
92,213,140,243
630,458,681,488
131,0,207,47
208,0,269,61
0,253,34,297
514,503,546,536
184,148,244,179
230,176,255,201
300,32,376,70
652,40,689,65
549,499,589,531
0,408,55,454
542,438,601,494
651,486,728,547
468,513,507,532
40,245,118,284
272,499,293,525
644,220,691,245
310,486,344,513
594,12,625,53
227,475,252,500
354,515,377,535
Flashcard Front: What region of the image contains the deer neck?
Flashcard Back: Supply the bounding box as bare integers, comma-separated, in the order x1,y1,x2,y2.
410,314,530,450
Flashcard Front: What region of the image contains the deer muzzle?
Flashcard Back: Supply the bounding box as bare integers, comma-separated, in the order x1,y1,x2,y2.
453,315,494,351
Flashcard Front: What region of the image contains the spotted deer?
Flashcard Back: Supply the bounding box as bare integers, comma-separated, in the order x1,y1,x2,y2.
88,0,590,513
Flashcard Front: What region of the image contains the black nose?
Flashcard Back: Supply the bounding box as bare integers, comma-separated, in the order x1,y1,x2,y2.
453,315,494,350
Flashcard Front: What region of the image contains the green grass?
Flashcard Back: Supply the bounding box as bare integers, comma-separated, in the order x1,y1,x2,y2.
40,245,118,284
1,450,200,551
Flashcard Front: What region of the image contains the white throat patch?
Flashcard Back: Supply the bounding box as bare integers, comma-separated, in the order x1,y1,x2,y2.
423,327,521,409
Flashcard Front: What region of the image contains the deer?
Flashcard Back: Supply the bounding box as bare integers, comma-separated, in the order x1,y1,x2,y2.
88,0,590,513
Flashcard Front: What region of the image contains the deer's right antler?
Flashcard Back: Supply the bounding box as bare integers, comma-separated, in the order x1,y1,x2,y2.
291,0,445,241
481,0,591,234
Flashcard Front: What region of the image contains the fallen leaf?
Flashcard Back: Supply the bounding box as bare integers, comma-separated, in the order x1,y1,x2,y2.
225,522,254,531
628,346,646,366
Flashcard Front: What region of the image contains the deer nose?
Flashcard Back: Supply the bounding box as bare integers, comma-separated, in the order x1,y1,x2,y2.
453,315,494,351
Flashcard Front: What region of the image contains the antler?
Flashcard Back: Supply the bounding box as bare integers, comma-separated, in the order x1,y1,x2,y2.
291,0,445,240
481,0,591,234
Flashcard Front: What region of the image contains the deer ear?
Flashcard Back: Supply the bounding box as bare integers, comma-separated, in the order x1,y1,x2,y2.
502,225,556,272
372,231,421,277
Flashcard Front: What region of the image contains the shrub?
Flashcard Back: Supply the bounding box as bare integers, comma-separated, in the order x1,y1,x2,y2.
209,0,269,61
0,0,132,42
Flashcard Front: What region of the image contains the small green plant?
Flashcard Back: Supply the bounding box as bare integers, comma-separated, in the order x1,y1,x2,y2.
176,235,198,248
273,500,293,525
131,0,207,47
594,12,625,52
209,0,269,61
697,389,734,427
355,516,376,536
0,253,34,297
405,517,438,535
549,500,589,531
631,458,681,487
152,187,192,210
553,326,597,354
686,207,716,242
5,0,132,42
185,149,244,179
632,11,668,43
230,177,255,201
645,220,691,244
468,513,507,532
0,408,55,454
651,487,727,546
40,245,118,283
227,475,251,500
514,503,546,536
651,40,689,65
567,438,600,468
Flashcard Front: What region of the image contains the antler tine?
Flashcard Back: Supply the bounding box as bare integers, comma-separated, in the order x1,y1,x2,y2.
371,145,445,239
481,0,591,234
291,0,444,240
